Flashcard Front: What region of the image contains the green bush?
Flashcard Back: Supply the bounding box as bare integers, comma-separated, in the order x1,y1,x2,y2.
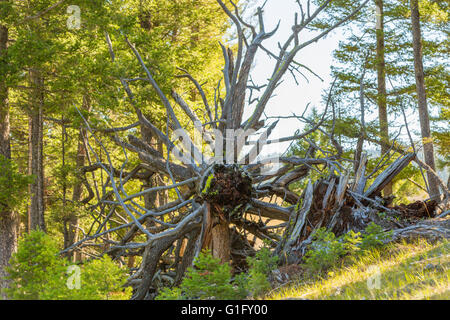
342,230,362,254
75,255,132,300
157,286,184,300
5,230,67,299
304,223,391,274
304,228,347,273
157,224,390,299
157,247,279,300
4,230,131,300
244,247,279,297
157,250,243,300
360,222,392,250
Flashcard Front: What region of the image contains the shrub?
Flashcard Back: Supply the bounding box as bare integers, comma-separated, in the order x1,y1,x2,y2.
4,230,131,300
360,222,392,250
76,255,132,300
5,230,67,299
157,250,242,300
342,230,362,255
303,228,347,273
303,223,391,274
244,247,279,297
157,286,184,300
157,247,279,300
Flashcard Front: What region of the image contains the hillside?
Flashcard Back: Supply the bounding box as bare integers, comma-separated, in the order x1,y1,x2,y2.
267,238,449,300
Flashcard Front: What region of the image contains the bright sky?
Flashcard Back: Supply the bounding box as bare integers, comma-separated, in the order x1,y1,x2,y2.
240,0,448,182
241,0,348,156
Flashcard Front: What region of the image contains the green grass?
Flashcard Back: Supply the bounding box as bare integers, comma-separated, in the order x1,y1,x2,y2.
266,239,449,300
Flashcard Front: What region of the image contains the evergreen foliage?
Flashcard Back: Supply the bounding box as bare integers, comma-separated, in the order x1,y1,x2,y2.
4,230,131,300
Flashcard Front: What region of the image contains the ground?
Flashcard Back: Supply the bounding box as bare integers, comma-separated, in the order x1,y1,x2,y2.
265,239,449,300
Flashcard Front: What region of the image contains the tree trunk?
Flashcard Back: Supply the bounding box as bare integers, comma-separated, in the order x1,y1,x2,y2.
28,68,46,232
409,0,440,200
202,203,231,264
375,0,392,197
64,95,90,260
0,22,17,300
140,118,167,214
210,220,231,264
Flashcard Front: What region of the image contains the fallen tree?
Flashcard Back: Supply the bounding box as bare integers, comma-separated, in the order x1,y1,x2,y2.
61,0,449,300
276,151,448,265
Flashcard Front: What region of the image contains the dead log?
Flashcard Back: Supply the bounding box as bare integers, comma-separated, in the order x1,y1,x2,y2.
334,174,349,210
387,218,449,243
275,153,439,265
322,177,336,209
364,153,415,198
276,176,361,264
277,180,314,257
352,152,367,194
390,200,438,220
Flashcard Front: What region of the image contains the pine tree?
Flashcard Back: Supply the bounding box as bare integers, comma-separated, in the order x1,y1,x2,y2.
313,0,448,200
409,0,440,199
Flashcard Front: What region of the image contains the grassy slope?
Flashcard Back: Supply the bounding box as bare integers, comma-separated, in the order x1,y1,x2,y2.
266,239,449,300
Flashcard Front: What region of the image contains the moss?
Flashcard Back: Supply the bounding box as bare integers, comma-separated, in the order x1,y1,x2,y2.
295,197,303,212
229,204,243,219
276,60,286,75
201,173,215,195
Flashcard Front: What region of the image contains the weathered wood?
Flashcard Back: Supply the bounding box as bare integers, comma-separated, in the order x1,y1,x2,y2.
334,174,349,210
322,177,336,209
352,152,367,194
275,165,310,187
249,199,291,221
437,210,450,219
387,218,449,242
71,2,378,300
364,153,415,198
275,181,315,264
211,220,231,264
287,181,314,246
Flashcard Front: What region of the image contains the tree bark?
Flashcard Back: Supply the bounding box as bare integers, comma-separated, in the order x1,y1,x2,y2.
210,220,231,264
140,117,167,213
28,68,46,232
409,0,440,200
375,0,392,197
64,95,91,260
132,219,201,300
202,203,231,264
0,29,10,160
0,22,17,300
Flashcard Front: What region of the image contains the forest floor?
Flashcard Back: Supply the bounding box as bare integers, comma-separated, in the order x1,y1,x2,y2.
265,239,449,300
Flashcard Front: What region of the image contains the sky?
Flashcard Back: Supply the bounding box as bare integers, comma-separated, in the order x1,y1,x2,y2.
238,0,448,182
239,0,349,156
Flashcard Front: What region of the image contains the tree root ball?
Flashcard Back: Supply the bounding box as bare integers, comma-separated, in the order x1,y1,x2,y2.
390,200,438,221
199,164,253,217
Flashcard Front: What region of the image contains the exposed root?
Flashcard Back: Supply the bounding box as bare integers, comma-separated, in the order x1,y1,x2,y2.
200,164,253,220
389,200,438,221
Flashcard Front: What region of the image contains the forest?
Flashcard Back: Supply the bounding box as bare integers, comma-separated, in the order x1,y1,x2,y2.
0,0,448,301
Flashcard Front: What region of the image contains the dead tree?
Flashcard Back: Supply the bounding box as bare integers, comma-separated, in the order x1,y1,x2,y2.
62,0,381,300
